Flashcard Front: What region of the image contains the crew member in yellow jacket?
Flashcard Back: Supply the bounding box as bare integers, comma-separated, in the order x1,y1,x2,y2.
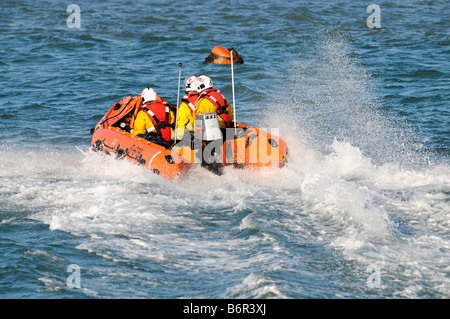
133,88,175,146
194,75,234,129
176,75,198,141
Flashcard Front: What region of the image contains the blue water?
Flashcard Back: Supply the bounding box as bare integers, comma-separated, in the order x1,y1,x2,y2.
1,0,449,299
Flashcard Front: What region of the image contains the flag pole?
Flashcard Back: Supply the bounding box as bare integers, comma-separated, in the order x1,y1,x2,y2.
230,50,237,136
173,63,182,146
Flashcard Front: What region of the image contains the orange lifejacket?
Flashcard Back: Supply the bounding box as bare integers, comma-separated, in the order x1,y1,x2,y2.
142,101,173,142
198,88,232,127
181,92,199,115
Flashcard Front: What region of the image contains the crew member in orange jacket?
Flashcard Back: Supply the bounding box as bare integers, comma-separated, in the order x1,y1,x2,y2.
133,87,175,147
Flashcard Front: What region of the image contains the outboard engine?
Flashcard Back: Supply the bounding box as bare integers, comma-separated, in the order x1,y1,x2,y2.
194,113,223,141
194,113,224,174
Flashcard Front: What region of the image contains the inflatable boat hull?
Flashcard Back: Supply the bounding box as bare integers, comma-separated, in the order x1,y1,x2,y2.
91,123,287,178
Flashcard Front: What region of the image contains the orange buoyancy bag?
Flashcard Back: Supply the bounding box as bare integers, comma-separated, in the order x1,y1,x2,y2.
142,101,173,142
199,89,232,127
203,46,244,64
96,96,142,131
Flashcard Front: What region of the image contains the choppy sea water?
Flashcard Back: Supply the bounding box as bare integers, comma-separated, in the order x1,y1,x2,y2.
0,0,449,299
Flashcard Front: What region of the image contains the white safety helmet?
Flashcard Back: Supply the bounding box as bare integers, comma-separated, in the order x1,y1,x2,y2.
141,87,157,104
184,75,197,93
195,75,213,93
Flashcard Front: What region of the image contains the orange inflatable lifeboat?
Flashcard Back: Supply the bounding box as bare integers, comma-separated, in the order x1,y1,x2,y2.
91,97,287,179
204,46,244,64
